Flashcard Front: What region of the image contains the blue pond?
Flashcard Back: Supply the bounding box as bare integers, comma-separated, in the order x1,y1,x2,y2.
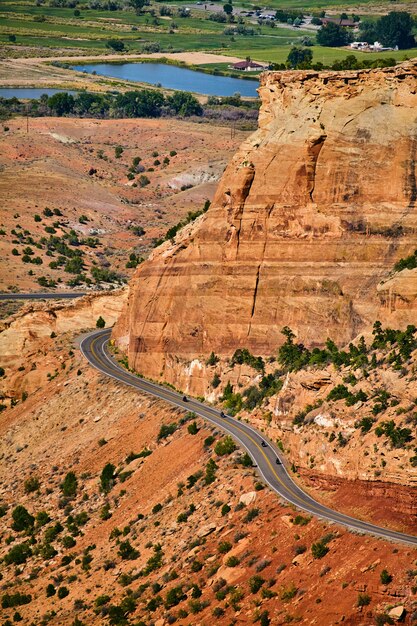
72,62,259,97
0,88,77,99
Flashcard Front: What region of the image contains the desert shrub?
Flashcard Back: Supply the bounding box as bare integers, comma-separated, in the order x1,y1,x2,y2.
60,472,77,498
44,522,63,543
311,541,329,559
4,542,32,565
100,463,116,493
36,511,50,527
249,575,265,593
158,423,177,441
24,476,40,494
96,316,105,328
380,569,392,584
231,348,264,372
2,592,32,608
243,507,259,523
293,514,311,526
118,540,139,560
57,586,69,599
46,584,56,597
62,535,76,548
206,351,219,366
12,505,34,532
357,593,371,606
280,582,298,601
355,416,375,433
187,421,199,435
214,435,236,456
221,503,231,516
394,249,417,273
165,586,186,609
218,541,232,554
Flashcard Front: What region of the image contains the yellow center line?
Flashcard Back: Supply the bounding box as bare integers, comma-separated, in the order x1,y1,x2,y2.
90,333,323,515
86,333,417,542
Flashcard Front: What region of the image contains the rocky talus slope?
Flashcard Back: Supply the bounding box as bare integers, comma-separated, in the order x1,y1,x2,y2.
114,61,417,395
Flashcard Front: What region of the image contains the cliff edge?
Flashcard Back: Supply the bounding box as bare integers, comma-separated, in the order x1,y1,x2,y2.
113,61,417,393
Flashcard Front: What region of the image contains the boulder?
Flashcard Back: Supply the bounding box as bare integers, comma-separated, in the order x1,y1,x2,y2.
388,606,405,621
239,491,257,506
197,523,217,538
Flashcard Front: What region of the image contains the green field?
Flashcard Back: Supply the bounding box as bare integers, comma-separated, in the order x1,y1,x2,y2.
0,0,416,70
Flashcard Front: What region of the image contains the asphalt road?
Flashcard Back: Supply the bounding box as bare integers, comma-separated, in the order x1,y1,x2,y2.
81,328,417,547
0,292,87,301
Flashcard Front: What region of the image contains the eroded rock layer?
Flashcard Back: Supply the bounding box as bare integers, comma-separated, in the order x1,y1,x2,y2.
114,61,417,392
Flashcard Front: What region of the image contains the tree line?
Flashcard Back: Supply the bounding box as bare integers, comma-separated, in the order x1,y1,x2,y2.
0,89,262,122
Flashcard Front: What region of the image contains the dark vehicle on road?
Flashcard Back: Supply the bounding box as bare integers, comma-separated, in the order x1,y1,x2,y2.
276,458,281,465
182,395,188,402
261,440,267,447
220,411,226,418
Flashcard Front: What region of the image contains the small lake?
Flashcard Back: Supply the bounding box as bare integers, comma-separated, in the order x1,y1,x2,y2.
0,88,76,99
71,62,259,97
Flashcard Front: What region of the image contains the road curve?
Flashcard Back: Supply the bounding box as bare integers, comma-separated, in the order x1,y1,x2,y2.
0,292,87,301
81,328,417,547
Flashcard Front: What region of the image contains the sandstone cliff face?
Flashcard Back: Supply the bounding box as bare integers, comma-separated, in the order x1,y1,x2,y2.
114,61,417,394
0,290,127,397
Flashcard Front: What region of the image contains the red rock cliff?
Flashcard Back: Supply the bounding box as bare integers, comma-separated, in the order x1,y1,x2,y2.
113,61,417,393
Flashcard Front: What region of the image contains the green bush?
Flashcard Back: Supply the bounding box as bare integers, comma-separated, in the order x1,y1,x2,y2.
249,575,265,593
96,316,105,328
239,453,253,467
293,514,311,526
60,472,78,498
221,503,231,516
243,507,259,523
357,593,371,607
394,249,417,272
311,541,329,559
380,569,392,584
164,586,186,609
206,351,219,366
57,587,69,599
12,505,34,532
100,463,116,493
46,584,56,597
36,511,50,527
218,541,232,554
158,423,177,441
118,540,139,560
4,542,32,565
205,458,218,485
375,420,412,448
231,348,264,372
24,476,40,494
187,421,199,435
214,435,236,456
2,592,32,608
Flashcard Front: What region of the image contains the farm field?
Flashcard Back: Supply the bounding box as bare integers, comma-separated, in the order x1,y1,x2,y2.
2,0,416,67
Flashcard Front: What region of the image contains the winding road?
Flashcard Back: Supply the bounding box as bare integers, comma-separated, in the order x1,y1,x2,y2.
0,292,86,301
80,328,417,547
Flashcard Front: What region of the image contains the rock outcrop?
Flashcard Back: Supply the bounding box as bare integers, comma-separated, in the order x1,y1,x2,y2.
0,290,127,396
114,61,417,393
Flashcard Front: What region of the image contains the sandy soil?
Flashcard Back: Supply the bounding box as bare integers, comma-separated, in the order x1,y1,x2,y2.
0,116,248,291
